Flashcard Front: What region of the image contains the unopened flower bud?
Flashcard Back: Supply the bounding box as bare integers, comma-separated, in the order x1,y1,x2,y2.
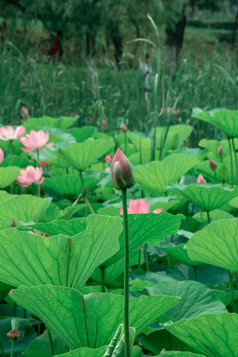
218,145,223,156
197,174,207,184
209,160,217,171
82,187,87,195
121,124,128,132
102,120,107,127
11,219,16,227
7,330,20,341
111,148,134,190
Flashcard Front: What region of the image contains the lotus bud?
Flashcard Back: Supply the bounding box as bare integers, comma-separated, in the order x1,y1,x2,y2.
209,160,217,171
111,148,134,190
218,145,223,156
121,124,128,132
197,174,207,184
7,330,20,341
102,120,107,127
11,219,16,227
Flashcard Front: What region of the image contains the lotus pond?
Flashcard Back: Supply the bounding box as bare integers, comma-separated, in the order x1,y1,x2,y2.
0,109,238,357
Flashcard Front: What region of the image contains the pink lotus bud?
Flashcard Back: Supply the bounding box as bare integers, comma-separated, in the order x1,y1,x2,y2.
121,124,128,132
7,330,20,341
8,290,12,295
102,120,107,127
0,148,4,164
197,174,207,184
111,148,134,190
21,106,28,116
218,145,223,156
11,219,16,227
209,160,217,171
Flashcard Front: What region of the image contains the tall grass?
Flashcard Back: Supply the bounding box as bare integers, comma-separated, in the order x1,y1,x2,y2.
0,41,237,142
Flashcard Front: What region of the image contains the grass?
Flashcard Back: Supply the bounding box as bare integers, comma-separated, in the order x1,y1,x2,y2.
0,25,237,145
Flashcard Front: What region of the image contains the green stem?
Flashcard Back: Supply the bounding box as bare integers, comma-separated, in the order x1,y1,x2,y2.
214,170,217,184
37,184,41,197
0,336,5,357
36,149,39,167
79,171,87,216
100,267,106,292
121,188,130,357
10,140,13,193
37,321,41,336
138,248,141,274
144,244,149,271
13,302,17,316
124,132,127,155
194,266,198,281
228,270,234,306
228,138,234,187
206,211,211,224
23,308,26,318
231,138,238,185
10,339,14,357
46,327,55,356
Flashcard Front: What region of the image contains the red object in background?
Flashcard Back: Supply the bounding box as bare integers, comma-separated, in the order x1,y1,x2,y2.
48,37,61,58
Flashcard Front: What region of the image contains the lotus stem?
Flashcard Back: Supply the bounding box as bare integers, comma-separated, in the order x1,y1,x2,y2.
228,270,234,306
124,132,127,155
100,266,106,292
193,266,198,281
10,340,14,357
0,337,4,357
214,171,217,184
121,188,130,357
144,244,150,271
206,211,211,224
228,138,234,187
231,138,238,185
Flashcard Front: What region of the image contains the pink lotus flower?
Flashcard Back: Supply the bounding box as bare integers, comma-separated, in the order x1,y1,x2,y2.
0,125,25,141
197,174,207,184
167,107,180,116
17,166,44,187
121,124,128,132
102,120,107,127
0,148,4,164
120,199,163,215
105,155,114,163
39,161,52,166
28,230,49,237
21,106,30,118
111,148,134,190
20,130,49,152
69,113,79,117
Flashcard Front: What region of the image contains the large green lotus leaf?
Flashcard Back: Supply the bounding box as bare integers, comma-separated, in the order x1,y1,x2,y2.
68,126,97,143
129,150,160,165
174,184,238,211
146,281,226,322
0,166,20,188
11,286,179,349
199,138,233,159
0,215,122,288
193,209,233,223
1,153,29,168
127,131,151,151
0,195,50,229
24,330,69,357
43,175,99,196
0,139,22,155
134,155,198,195
166,312,238,357
40,126,76,145
24,116,78,131
155,125,192,150
158,352,206,357
55,346,107,357
105,212,183,267
159,244,200,266
56,139,114,171
187,219,238,271
33,217,87,236
193,109,238,138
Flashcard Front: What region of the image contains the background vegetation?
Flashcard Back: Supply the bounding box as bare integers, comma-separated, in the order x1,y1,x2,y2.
0,0,237,141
